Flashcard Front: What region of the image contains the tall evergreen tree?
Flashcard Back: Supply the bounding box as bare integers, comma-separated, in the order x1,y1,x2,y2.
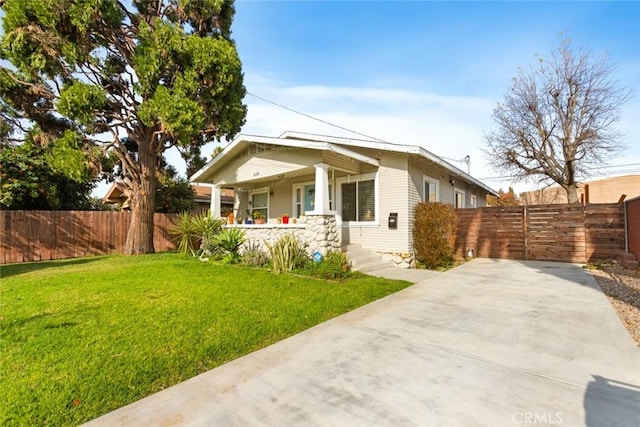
1,0,246,253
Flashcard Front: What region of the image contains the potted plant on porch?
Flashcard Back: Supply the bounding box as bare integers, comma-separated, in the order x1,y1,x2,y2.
253,211,266,224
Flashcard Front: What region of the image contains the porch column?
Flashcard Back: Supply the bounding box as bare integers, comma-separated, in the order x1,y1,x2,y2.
210,185,221,218
312,163,332,214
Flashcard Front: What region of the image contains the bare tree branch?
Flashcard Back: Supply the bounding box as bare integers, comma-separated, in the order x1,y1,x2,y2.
485,39,630,203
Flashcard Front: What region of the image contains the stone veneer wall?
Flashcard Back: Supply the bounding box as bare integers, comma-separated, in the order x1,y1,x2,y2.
379,252,415,269
234,214,341,256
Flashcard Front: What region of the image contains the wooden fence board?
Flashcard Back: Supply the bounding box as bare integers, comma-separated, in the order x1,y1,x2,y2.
0,211,177,264
455,203,625,263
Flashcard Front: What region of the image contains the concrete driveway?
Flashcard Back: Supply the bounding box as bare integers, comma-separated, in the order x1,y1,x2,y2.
85,259,640,426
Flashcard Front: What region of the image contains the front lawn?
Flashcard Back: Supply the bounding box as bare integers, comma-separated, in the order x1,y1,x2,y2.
0,253,410,426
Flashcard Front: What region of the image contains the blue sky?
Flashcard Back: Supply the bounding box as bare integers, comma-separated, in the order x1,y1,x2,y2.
179,0,639,195
1,1,633,195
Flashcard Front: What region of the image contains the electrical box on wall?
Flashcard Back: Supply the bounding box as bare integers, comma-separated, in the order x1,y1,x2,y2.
388,213,398,229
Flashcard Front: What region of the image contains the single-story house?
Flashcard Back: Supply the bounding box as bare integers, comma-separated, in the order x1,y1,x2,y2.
191,131,497,267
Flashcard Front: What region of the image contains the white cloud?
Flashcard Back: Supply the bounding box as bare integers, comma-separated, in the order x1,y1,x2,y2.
164,74,640,198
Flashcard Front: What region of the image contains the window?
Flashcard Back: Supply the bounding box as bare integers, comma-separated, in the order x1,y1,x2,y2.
470,195,477,207
341,179,375,222
251,192,268,218
295,188,302,217
423,176,439,202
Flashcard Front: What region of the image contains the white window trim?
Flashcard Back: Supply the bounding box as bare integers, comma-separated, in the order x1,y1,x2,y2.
250,190,269,218
454,187,466,209
423,174,440,202
335,172,379,226
292,181,334,217
470,194,477,207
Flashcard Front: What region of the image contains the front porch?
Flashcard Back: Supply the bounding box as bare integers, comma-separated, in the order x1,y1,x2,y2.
226,213,341,257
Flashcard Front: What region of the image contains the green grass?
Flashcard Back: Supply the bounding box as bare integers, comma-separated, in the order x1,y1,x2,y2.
0,253,410,426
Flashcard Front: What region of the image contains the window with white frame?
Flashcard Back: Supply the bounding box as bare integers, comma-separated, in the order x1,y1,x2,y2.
341,179,375,222
470,194,477,207
292,183,333,216
423,175,440,202
251,192,268,218
295,187,302,217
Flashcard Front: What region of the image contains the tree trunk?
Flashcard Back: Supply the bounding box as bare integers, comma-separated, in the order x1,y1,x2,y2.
565,185,580,204
124,140,157,255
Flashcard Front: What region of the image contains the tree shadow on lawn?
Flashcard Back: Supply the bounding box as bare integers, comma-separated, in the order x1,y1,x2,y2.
0,256,109,279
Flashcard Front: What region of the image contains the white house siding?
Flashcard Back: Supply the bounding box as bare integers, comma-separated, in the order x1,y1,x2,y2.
214,148,321,185
342,153,412,254
321,151,363,175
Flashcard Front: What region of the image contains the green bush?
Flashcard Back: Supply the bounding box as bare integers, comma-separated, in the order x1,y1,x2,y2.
242,241,270,267
169,211,225,256
169,212,198,255
412,202,457,270
267,234,309,274
213,228,246,264
305,251,351,280
193,211,225,255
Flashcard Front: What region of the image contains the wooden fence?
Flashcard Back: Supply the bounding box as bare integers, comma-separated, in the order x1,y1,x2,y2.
0,211,176,264
455,203,625,263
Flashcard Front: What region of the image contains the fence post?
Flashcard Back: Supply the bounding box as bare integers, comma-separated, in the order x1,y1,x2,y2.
523,205,528,261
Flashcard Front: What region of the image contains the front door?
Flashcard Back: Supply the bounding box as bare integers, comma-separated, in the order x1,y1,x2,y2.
304,184,315,212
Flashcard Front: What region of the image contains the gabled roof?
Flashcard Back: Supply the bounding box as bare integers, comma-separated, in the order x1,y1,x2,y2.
190,134,379,183
191,131,496,195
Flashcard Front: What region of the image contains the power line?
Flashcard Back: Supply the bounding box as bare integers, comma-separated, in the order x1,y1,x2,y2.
247,91,387,142
247,91,639,180
478,164,640,181
247,91,478,174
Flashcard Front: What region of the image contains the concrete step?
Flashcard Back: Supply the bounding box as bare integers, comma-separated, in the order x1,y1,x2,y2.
343,244,393,273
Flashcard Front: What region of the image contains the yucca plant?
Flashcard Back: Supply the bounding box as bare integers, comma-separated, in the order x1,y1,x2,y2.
267,234,309,274
169,212,198,255
192,211,225,248
213,228,246,263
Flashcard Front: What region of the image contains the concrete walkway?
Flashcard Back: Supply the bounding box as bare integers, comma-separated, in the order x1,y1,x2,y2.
85,259,640,426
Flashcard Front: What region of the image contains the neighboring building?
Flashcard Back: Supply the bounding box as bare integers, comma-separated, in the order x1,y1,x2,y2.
102,181,233,213
192,185,234,215
191,131,497,266
520,175,640,205
102,181,130,210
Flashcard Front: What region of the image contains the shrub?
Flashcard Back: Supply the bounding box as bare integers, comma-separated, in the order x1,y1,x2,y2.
169,212,198,255
169,211,225,256
306,251,351,280
242,241,270,267
192,211,225,255
267,234,309,274
412,202,457,270
213,228,246,264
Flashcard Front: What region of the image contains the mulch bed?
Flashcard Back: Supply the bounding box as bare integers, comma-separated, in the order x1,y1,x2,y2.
588,262,640,349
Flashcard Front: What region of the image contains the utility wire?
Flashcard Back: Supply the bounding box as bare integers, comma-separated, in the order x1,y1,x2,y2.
247,91,639,180
247,91,476,174
247,91,387,143
477,163,640,181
